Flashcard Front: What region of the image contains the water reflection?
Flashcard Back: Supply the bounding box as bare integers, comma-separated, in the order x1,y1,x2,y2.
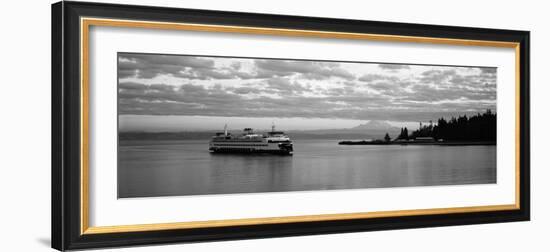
208,153,295,193
118,139,496,198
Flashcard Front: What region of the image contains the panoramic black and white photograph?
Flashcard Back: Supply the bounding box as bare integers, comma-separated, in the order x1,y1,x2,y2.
117,52,497,198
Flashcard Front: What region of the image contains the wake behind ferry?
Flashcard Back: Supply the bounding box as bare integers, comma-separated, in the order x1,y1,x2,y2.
209,124,294,155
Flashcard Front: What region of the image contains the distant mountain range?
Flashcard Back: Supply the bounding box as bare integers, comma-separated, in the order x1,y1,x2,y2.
351,120,398,131
287,120,401,140
119,120,402,141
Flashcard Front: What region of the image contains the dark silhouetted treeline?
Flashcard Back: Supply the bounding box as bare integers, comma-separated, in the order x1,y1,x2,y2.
397,110,496,142
397,127,409,140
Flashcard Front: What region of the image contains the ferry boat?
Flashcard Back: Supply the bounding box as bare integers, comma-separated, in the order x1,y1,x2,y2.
209,124,293,155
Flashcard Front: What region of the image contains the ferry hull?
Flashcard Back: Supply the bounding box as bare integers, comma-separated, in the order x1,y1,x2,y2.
209,147,293,155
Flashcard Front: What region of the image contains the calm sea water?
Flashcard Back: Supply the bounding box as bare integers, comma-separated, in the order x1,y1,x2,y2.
118,139,496,198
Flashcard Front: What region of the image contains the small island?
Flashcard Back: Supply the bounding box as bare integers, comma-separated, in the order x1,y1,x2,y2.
339,110,496,146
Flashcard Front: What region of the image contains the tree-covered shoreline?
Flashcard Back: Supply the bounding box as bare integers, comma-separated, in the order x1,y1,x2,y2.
396,110,496,142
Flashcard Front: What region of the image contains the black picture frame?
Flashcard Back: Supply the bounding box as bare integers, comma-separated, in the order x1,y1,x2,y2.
52,1,530,251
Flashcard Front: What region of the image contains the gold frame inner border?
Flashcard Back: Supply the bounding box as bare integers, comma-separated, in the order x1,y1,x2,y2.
80,17,521,235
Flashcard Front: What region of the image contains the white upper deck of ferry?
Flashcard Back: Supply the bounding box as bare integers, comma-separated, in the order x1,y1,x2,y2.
210,124,291,143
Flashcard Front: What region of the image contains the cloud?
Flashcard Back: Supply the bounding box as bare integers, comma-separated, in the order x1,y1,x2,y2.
254,60,355,80
119,81,495,122
358,74,401,83
118,54,214,79
419,68,497,91
480,67,497,74
230,86,263,95
118,53,497,122
265,78,311,95
119,54,359,81
406,84,495,102
378,64,411,71
119,53,260,80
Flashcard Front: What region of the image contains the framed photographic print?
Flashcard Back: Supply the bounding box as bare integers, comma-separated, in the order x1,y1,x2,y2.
52,1,530,250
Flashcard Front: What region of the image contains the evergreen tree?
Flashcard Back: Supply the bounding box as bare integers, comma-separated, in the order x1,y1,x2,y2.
397,127,409,140
384,133,391,142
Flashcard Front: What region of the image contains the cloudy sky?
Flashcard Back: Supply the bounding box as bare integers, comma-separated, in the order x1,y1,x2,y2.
118,53,496,132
